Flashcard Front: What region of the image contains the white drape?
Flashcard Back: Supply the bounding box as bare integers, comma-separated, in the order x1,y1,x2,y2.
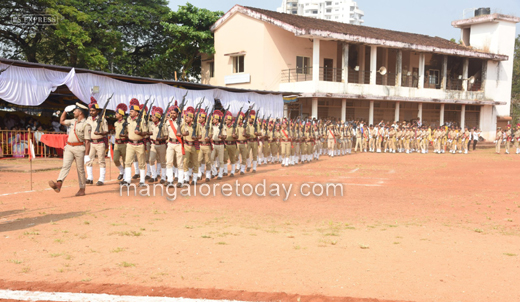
0,63,284,118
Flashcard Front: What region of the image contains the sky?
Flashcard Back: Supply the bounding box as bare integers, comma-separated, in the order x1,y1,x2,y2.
168,0,520,40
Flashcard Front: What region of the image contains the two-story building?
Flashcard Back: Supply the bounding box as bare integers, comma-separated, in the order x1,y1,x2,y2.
202,5,519,140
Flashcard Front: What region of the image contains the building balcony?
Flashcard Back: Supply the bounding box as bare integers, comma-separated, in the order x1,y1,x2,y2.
280,67,486,104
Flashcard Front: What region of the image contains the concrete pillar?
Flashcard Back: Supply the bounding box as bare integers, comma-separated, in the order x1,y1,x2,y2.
462,58,469,91
382,48,388,85
440,104,445,126
369,100,374,125
461,104,466,129
396,50,402,87
311,97,318,119
313,39,320,82
370,46,377,85
358,45,365,84
418,103,423,122
395,101,400,122
418,53,425,89
341,99,346,122
441,55,448,90
342,43,349,84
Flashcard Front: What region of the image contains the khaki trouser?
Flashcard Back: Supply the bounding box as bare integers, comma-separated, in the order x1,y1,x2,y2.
150,143,166,167
87,142,106,168
263,141,271,157
225,143,237,165
247,141,259,161
514,139,519,149
505,140,511,153
369,138,375,150
346,137,352,149
58,144,86,189
237,142,248,165
327,138,335,151
183,145,199,173
496,140,501,153
281,141,291,157
270,141,279,158
166,142,184,169
145,141,151,164
113,143,126,168
198,145,212,171
354,136,363,151
211,143,225,167
376,137,382,150
305,142,312,155
125,143,146,170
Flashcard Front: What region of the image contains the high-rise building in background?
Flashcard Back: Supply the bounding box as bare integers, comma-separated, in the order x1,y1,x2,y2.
276,0,364,25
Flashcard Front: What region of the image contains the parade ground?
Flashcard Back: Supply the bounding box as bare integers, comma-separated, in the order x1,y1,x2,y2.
0,149,519,302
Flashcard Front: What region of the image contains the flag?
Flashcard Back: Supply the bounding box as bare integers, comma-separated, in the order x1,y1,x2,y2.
109,142,113,160
28,138,36,161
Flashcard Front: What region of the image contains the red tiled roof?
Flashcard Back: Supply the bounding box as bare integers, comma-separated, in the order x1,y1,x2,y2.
212,5,508,61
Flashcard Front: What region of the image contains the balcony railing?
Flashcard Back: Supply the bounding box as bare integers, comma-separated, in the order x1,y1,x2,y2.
347,70,371,84
281,67,342,83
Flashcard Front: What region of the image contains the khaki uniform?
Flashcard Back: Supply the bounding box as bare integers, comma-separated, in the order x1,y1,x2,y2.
86,116,108,169
149,121,168,170
246,123,259,164
124,116,148,171
505,129,512,153
514,129,520,152
58,118,91,188
327,127,336,152
280,127,291,158
181,122,202,174
224,124,237,167
354,128,363,151
113,119,127,169
495,130,503,153
198,121,212,173
269,128,280,159
210,123,225,168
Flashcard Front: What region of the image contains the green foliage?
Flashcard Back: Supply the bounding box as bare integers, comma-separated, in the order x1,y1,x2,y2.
0,1,221,81
512,35,520,125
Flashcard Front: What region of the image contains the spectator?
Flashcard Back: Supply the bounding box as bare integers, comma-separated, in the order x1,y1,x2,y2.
473,128,481,150
51,117,61,132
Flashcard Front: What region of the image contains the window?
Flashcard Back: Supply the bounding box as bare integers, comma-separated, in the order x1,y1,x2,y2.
233,55,244,73
326,1,332,5
209,61,214,78
312,10,318,14
326,8,331,12
292,10,297,14
296,56,311,74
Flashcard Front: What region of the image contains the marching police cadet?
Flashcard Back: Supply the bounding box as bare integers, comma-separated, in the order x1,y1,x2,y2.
144,107,152,180
389,126,397,153
245,110,259,172
515,124,520,154
49,103,91,196
121,99,149,187
113,103,128,181
313,123,321,159
260,119,271,165
148,106,168,183
165,102,185,187
280,119,291,167
85,97,108,185
209,110,225,179
377,124,384,153
505,125,512,154
462,127,470,154
181,106,202,185
354,124,363,153
234,112,248,174
292,120,301,164
223,111,238,177
495,127,503,154
303,122,312,163
346,124,353,154
327,123,335,157
196,109,212,181
269,121,280,163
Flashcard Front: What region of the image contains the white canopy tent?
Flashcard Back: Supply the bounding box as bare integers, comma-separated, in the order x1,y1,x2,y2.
0,62,284,118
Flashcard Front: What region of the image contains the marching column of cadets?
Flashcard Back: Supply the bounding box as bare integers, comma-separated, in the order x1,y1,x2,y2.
48,97,520,195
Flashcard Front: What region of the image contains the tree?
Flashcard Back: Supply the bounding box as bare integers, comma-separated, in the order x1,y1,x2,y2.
512,34,520,125
161,3,223,82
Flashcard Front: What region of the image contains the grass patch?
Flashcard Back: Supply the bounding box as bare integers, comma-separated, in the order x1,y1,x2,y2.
503,253,517,257
111,247,126,253
474,228,484,233
359,244,370,249
50,253,63,258
8,259,22,264
201,235,211,239
23,231,39,236
81,278,92,282
109,231,142,237
54,239,64,244
118,261,136,268
217,242,227,245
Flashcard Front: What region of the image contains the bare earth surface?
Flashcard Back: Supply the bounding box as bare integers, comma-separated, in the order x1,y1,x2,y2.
0,149,519,302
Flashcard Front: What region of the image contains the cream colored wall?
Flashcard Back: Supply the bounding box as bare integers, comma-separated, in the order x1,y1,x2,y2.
202,12,338,90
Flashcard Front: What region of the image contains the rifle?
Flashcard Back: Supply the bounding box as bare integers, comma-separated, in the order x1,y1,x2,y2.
232,106,244,133
155,97,174,140
135,98,150,132
145,99,155,125
242,105,253,131
204,106,215,139
263,114,271,138
176,91,189,127
0,62,13,75
120,117,128,137
191,98,205,139
95,93,114,134
218,105,231,136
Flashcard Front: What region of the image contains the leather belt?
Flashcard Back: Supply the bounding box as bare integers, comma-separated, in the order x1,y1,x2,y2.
128,140,144,145
184,141,196,146
91,139,104,144
213,141,224,145
248,139,256,142
168,138,180,144
153,140,166,145
237,140,247,144
115,139,126,144
200,142,211,146
225,141,236,146
67,142,84,146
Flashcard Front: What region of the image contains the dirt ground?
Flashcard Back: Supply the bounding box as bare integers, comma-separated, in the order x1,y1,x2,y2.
0,149,519,302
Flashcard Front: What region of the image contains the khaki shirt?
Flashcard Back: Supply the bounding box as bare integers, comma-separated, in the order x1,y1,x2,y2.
64,118,91,143
114,119,126,139
127,116,148,141
209,124,222,141
181,122,201,142
86,116,108,140
236,125,247,141
151,121,168,141
496,130,503,140
167,119,182,142
224,124,235,142
246,123,257,139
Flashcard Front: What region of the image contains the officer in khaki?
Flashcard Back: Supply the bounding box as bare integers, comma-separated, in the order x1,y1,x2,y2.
113,103,128,181
514,124,520,154
148,107,168,183
181,106,202,185
49,103,91,196
495,127,503,154
280,120,291,167
197,110,212,181
261,120,271,164
224,112,238,176
122,100,149,186
504,126,512,154
235,112,249,174
245,110,260,172
165,104,184,186
85,97,108,185
209,110,225,179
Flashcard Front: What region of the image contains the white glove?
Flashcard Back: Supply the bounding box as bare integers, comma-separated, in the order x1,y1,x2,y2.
65,105,76,113
84,155,90,163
